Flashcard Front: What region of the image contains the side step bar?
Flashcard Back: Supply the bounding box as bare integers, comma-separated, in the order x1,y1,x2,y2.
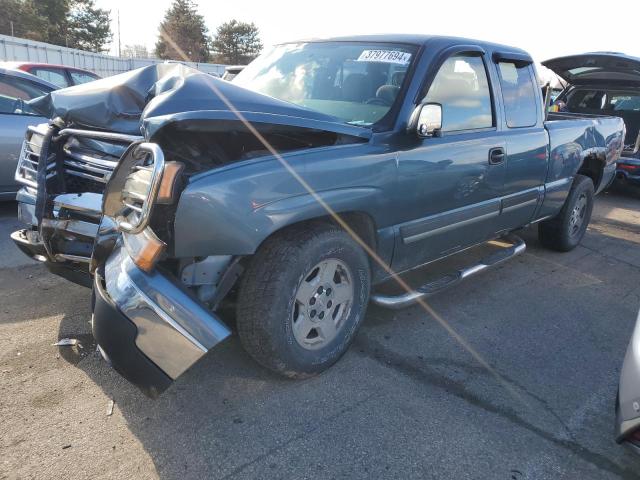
371,234,526,309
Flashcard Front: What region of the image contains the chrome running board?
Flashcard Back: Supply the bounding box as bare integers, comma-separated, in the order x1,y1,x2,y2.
371,234,526,309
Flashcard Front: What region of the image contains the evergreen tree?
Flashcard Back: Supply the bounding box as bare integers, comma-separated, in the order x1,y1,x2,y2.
0,0,111,52
33,0,70,46
0,0,48,42
155,0,209,62
67,0,112,52
211,20,262,65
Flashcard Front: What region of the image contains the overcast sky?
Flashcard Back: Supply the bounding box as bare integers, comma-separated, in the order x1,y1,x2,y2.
96,0,639,69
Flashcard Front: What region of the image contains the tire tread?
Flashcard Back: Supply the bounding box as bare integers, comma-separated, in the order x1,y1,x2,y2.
236,221,368,377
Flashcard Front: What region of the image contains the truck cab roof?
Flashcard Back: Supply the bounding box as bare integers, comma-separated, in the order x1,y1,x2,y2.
284,34,532,62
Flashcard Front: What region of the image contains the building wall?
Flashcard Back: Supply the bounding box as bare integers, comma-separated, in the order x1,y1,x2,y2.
0,34,226,77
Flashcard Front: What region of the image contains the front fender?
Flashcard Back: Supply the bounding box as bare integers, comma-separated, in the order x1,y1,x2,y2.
172,139,397,257
173,182,383,257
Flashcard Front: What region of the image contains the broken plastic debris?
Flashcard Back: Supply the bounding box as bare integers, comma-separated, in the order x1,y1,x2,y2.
106,399,115,416
53,338,77,346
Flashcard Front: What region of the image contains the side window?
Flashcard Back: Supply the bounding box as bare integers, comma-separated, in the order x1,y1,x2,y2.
424,54,493,132
30,68,69,88
497,62,538,128
0,75,51,115
69,70,99,85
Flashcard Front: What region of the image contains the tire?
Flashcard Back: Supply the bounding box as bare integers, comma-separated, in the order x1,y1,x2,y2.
236,222,371,378
538,174,594,252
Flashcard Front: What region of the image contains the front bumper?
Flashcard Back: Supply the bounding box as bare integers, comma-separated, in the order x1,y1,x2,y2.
93,246,231,397
12,188,103,287
616,313,640,444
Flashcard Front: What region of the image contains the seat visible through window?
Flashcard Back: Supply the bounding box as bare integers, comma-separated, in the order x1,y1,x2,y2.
424,54,493,131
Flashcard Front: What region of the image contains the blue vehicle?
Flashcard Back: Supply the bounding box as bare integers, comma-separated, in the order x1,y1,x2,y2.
12,36,625,396
544,52,640,186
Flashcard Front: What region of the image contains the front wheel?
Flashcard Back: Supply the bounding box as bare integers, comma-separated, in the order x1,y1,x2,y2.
236,222,371,378
538,174,594,252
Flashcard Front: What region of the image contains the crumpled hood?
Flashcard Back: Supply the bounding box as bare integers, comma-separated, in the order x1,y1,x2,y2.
28,63,370,140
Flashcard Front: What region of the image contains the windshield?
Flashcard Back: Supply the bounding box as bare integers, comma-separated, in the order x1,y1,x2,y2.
233,42,418,126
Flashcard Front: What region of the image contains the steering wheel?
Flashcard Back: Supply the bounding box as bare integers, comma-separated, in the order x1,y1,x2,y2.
365,97,391,106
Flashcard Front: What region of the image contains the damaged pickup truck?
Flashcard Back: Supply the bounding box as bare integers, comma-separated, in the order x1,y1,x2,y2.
12,35,625,396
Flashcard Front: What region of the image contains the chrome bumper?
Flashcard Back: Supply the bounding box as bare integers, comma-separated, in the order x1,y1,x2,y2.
13,188,103,286
93,246,231,396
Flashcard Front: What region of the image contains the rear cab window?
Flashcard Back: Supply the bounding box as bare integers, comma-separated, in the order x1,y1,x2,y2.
496,62,538,128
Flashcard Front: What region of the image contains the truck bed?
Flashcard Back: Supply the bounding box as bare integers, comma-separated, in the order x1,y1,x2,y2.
545,111,625,184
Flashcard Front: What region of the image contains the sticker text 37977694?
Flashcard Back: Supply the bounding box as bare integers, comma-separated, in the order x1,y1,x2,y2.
356,50,412,65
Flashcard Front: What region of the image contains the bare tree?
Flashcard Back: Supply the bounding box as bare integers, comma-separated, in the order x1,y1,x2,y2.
122,44,150,59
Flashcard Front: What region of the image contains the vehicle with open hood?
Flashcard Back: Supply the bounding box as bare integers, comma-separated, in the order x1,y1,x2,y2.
543,52,640,185
11,35,625,396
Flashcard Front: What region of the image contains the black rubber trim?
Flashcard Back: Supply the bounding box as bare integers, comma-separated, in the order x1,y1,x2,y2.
501,189,540,210
492,51,534,65
92,272,172,398
400,199,500,240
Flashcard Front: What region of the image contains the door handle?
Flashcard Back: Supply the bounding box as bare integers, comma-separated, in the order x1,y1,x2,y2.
489,147,505,165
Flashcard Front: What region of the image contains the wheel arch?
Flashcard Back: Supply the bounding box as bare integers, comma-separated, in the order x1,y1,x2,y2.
258,210,378,253
577,152,605,190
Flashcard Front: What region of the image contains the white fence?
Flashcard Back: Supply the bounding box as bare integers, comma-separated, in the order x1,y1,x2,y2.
0,34,226,77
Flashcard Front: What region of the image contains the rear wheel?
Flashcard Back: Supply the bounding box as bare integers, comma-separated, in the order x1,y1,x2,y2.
236,222,371,378
538,174,594,252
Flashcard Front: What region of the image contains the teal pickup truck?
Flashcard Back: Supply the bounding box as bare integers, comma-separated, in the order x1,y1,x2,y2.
12,35,624,396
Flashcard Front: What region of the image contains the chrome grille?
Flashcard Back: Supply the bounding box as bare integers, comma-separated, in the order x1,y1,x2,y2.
62,146,118,184
15,126,142,194
15,126,55,188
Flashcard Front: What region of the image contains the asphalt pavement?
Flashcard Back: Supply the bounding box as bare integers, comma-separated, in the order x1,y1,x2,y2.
1,184,640,479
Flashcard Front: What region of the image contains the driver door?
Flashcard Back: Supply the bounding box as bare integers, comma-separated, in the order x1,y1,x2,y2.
393,52,506,272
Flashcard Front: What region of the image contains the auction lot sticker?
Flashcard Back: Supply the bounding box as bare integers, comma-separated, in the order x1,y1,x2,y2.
356,50,412,65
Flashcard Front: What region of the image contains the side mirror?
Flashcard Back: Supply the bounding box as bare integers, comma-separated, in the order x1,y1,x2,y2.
413,103,442,138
